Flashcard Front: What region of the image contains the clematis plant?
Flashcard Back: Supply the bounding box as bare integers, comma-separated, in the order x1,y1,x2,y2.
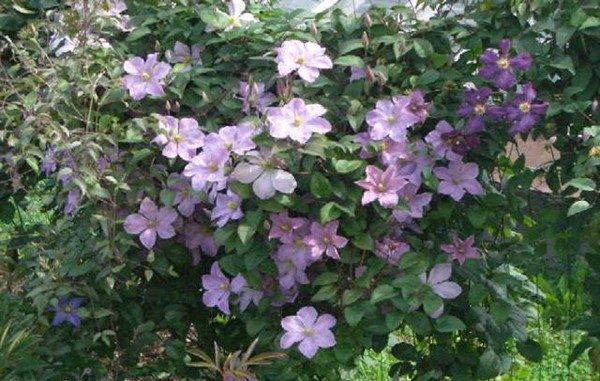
267,98,332,144
122,53,171,101
275,40,333,83
280,306,336,359
123,197,178,250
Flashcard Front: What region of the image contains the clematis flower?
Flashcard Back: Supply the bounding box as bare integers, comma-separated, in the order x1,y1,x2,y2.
123,197,178,249
204,125,256,155
349,66,366,81
267,98,332,144
504,83,549,136
304,221,348,260
42,145,59,175
202,262,234,315
441,235,481,265
238,81,276,114
366,96,421,142
231,274,264,312
64,188,81,216
231,149,297,199
268,211,309,244
211,190,244,227
393,141,434,187
122,53,171,101
374,236,410,265
274,244,310,289
51,296,83,327
169,174,203,217
166,41,202,71
183,148,230,190
275,40,333,83
433,161,484,201
280,306,336,359
152,116,205,161
457,87,500,133
419,263,462,318
392,184,433,223
404,90,431,123
479,39,532,90
356,165,407,208
425,121,464,161
208,0,256,32
184,222,218,257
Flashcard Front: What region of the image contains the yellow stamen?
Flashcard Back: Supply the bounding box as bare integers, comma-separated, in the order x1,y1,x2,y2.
519,102,531,113
474,104,486,116
497,58,510,69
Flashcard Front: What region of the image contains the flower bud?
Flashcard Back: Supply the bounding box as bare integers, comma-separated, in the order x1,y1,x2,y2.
276,78,290,99
310,21,318,36
593,97,599,113
361,31,369,48
165,100,171,112
365,65,375,82
363,12,373,28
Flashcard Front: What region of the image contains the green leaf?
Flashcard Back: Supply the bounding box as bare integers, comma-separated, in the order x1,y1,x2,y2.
310,172,333,198
370,284,397,303
319,202,342,224
423,293,443,317
565,178,596,191
567,200,591,216
477,349,502,378
344,303,366,326
352,233,374,251
516,339,543,362
237,210,263,245
342,288,363,305
313,272,339,286
435,315,466,332
332,158,363,173
311,285,337,302
334,55,365,67
406,312,431,335
413,38,434,58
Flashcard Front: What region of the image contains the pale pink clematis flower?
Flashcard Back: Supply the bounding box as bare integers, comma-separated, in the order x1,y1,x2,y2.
441,235,481,265
267,98,332,144
419,263,462,318
355,165,407,208
275,40,333,83
433,161,484,201
124,197,178,249
231,149,297,199
152,116,205,161
280,306,336,359
304,221,348,260
122,53,171,101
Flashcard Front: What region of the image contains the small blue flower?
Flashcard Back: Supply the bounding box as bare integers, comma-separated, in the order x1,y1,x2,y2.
51,296,83,327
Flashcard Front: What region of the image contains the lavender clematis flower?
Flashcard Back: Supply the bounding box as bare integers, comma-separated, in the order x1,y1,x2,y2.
349,66,366,82
210,0,256,32
280,306,336,359
392,184,433,223
166,41,202,71
123,197,178,249
183,147,230,191
153,116,205,161
274,244,310,289
42,145,59,175
457,87,497,133
184,222,218,257
433,161,484,201
304,220,348,260
425,121,464,161
204,125,256,155
231,274,263,312
441,235,481,265
356,165,407,208
231,149,297,199
275,40,333,83
202,262,233,315
211,190,243,227
366,96,421,142
479,39,532,90
267,98,332,144
419,263,462,318
51,296,83,327
504,83,549,136
169,174,202,217
405,90,431,123
374,236,410,265
268,211,308,244
64,188,81,216
122,53,171,101
237,81,276,114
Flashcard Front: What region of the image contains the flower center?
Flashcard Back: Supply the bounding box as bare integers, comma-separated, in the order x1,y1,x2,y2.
227,202,238,211
386,115,397,125
173,134,183,143
294,238,304,249
208,162,219,172
228,16,239,26
141,72,151,81
323,237,331,245
293,116,303,127
519,102,531,113
147,219,158,228
473,104,486,116
225,141,233,150
295,56,305,66
219,282,229,291
63,306,72,313
497,58,510,70
380,141,389,151
281,223,291,232
303,327,315,336
376,183,387,192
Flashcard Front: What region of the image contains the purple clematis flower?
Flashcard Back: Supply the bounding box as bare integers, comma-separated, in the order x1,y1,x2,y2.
405,90,431,123
366,95,421,142
276,40,333,83
64,188,81,216
169,174,202,217
356,165,407,208
433,161,484,201
425,121,463,161
211,190,244,227
274,243,310,289
504,83,549,136
441,235,481,265
42,145,59,175
123,197,178,249
184,222,218,257
304,220,348,260
349,66,366,82
51,296,83,327
231,149,297,199
166,41,202,71
238,81,276,114
374,236,410,265
457,87,501,133
479,39,532,90
183,147,230,191
204,125,256,155
392,184,433,223
122,53,171,101
268,211,309,244
202,262,234,315
280,306,336,359
419,263,462,318
267,98,332,144
153,116,205,161
231,274,264,312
